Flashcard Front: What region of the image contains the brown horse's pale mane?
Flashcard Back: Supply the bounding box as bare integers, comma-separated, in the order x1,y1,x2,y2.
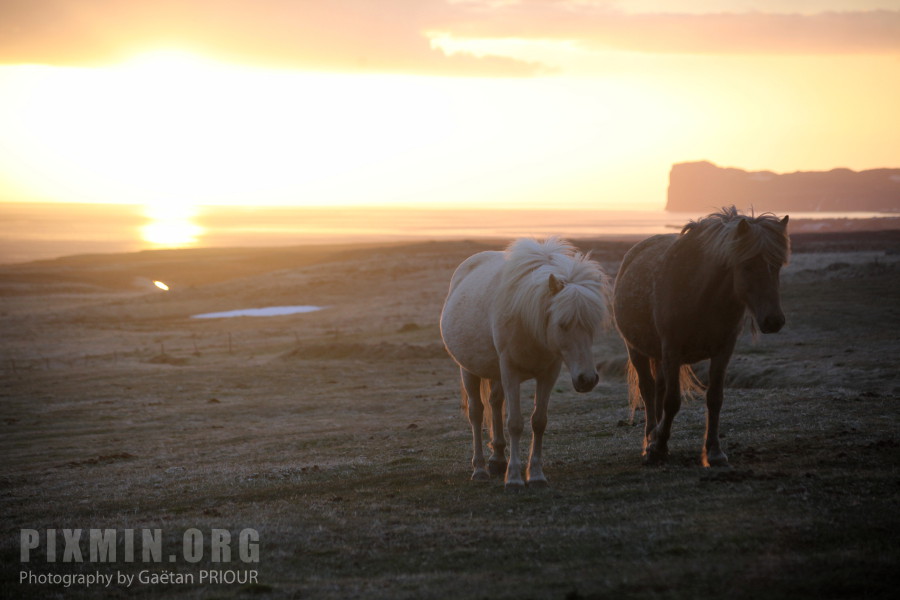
496,237,610,345
681,206,790,267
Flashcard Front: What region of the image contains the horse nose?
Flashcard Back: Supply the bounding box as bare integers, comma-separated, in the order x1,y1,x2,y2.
761,313,785,334
574,371,599,393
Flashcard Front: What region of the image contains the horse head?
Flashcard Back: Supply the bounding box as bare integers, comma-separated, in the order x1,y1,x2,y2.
732,215,790,334
546,273,603,393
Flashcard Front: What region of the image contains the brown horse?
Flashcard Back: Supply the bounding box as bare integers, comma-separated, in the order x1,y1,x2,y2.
613,207,790,467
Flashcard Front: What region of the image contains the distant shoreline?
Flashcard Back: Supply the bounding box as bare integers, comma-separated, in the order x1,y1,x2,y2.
1,229,898,297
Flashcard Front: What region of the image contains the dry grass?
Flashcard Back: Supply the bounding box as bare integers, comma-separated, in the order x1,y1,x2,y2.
1,234,899,599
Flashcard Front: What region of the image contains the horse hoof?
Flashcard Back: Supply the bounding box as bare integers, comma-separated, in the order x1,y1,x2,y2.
703,451,730,468
642,446,668,466
527,478,549,489
488,460,508,478
471,469,490,482
504,480,525,492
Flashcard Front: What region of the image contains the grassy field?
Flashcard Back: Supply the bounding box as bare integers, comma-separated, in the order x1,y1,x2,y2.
1,233,898,599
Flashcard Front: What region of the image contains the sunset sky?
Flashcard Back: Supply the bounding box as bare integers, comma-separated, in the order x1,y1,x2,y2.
1,0,898,215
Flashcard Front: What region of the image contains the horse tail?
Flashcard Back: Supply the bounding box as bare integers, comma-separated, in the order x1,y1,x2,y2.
460,377,493,429
626,361,642,421
479,379,492,429
625,360,705,421
679,364,706,400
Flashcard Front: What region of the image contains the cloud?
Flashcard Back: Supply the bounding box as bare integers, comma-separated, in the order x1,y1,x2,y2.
0,0,545,76
437,4,900,55
1,1,897,77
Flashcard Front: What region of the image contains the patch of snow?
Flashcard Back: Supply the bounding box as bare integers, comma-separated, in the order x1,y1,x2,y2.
191,306,325,319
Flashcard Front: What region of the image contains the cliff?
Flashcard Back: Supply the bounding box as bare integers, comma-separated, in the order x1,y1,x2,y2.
666,161,900,213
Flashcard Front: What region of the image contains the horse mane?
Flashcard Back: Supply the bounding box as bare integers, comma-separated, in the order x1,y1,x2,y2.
681,206,790,267
495,237,610,345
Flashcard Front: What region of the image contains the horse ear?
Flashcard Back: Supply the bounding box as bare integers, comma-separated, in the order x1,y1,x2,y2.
736,218,752,236
780,215,790,228
549,274,566,295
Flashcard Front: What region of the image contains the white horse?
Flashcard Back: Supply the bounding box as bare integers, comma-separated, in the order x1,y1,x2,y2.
440,238,610,489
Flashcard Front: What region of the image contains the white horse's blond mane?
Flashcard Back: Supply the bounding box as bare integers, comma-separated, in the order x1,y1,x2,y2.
495,237,610,345
681,206,790,267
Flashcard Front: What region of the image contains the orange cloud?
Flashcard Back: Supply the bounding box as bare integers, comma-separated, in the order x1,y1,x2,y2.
438,5,900,55
0,0,544,76
1,1,897,77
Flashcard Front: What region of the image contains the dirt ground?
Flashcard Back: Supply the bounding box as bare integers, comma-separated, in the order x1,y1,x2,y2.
1,230,899,599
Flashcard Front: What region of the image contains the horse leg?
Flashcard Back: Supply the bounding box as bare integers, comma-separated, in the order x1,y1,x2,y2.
527,369,559,487
648,355,681,464
487,379,507,478
651,357,665,425
628,349,658,461
500,368,525,490
642,356,669,465
461,369,489,481
702,352,731,467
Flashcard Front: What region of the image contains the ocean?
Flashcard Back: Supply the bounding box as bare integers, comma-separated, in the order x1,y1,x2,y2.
0,202,894,265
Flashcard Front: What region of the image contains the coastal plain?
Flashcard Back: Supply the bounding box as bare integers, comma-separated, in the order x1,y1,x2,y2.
1,230,899,599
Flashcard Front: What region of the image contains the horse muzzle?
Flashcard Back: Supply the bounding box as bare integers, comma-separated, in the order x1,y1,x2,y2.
572,371,599,393
759,313,786,334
